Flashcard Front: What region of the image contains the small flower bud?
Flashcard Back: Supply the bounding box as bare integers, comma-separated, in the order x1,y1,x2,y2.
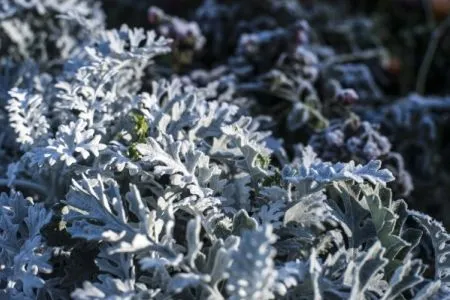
147,7,164,24
336,89,359,105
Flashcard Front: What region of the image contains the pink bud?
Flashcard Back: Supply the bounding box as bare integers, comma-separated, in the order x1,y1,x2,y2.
337,89,359,105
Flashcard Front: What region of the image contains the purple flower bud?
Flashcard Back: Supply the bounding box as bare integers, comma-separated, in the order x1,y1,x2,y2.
148,7,164,24
336,89,359,105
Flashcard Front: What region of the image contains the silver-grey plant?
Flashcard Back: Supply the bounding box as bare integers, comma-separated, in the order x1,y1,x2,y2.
1,2,450,300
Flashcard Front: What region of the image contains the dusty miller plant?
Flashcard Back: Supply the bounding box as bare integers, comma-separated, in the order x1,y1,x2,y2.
1,1,450,300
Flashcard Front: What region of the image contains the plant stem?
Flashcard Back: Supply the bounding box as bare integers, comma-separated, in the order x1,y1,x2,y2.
416,16,450,94
323,49,384,69
0,178,48,196
422,0,436,28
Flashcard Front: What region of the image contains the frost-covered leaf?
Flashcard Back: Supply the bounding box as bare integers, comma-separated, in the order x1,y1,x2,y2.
274,260,308,296
227,225,277,300
411,211,450,285
0,191,52,298
63,175,157,253
63,175,131,242
346,242,388,299
412,280,442,300
328,182,377,248
283,191,333,230
185,216,203,269
169,273,209,294
203,236,240,290
222,173,252,211
220,117,272,181
382,258,425,300
71,275,137,300
7,88,49,150
72,246,140,300
255,200,286,229
231,209,258,236
30,119,106,167
283,146,395,196
135,134,223,217
54,25,171,133
288,242,389,299
361,184,422,274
